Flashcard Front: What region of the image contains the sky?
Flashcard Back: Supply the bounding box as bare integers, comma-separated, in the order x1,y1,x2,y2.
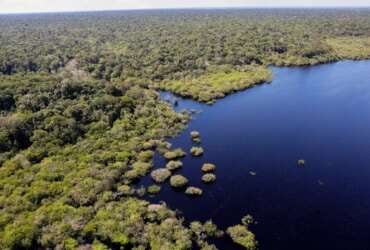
0,0,369,14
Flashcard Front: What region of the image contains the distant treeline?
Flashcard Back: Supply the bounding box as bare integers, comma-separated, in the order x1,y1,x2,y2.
1,9,369,81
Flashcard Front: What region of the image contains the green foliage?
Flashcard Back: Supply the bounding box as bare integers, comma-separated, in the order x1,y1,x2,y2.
132,161,153,176
166,160,183,171
170,175,189,188
117,184,134,196
163,148,186,160
64,238,79,250
84,200,195,249
151,168,172,183
0,73,191,249
202,174,216,183
190,220,223,249
1,9,370,81
137,150,154,162
0,113,33,153
92,240,109,250
147,185,161,194
190,146,204,157
159,66,272,102
146,218,192,250
227,215,257,250
327,37,370,59
83,199,147,246
227,225,256,250
2,215,38,249
185,187,203,196
0,8,367,250
202,163,216,173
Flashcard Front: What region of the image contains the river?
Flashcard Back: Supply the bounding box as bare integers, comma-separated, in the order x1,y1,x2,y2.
141,60,370,250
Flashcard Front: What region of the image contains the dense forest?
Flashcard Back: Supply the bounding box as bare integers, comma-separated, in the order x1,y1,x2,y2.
0,8,370,250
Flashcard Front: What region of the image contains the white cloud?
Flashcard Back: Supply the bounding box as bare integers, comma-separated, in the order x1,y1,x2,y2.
0,0,369,14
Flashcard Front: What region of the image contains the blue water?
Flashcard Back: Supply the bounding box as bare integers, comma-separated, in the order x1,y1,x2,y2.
142,60,370,250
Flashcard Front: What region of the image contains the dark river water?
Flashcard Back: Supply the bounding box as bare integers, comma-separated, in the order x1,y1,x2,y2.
141,60,370,250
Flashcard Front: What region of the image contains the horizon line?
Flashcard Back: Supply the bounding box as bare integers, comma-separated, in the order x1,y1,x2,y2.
1,6,370,15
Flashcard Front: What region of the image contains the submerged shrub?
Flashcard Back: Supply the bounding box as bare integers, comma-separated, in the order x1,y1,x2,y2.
298,159,306,166
227,225,256,250
201,163,216,173
166,160,183,171
203,220,224,238
136,186,146,197
170,175,188,188
185,187,203,196
227,215,257,250
151,168,172,183
202,174,216,183
249,171,257,176
190,131,201,143
164,148,186,160
147,185,161,194
193,137,201,144
190,147,204,157
190,131,200,139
